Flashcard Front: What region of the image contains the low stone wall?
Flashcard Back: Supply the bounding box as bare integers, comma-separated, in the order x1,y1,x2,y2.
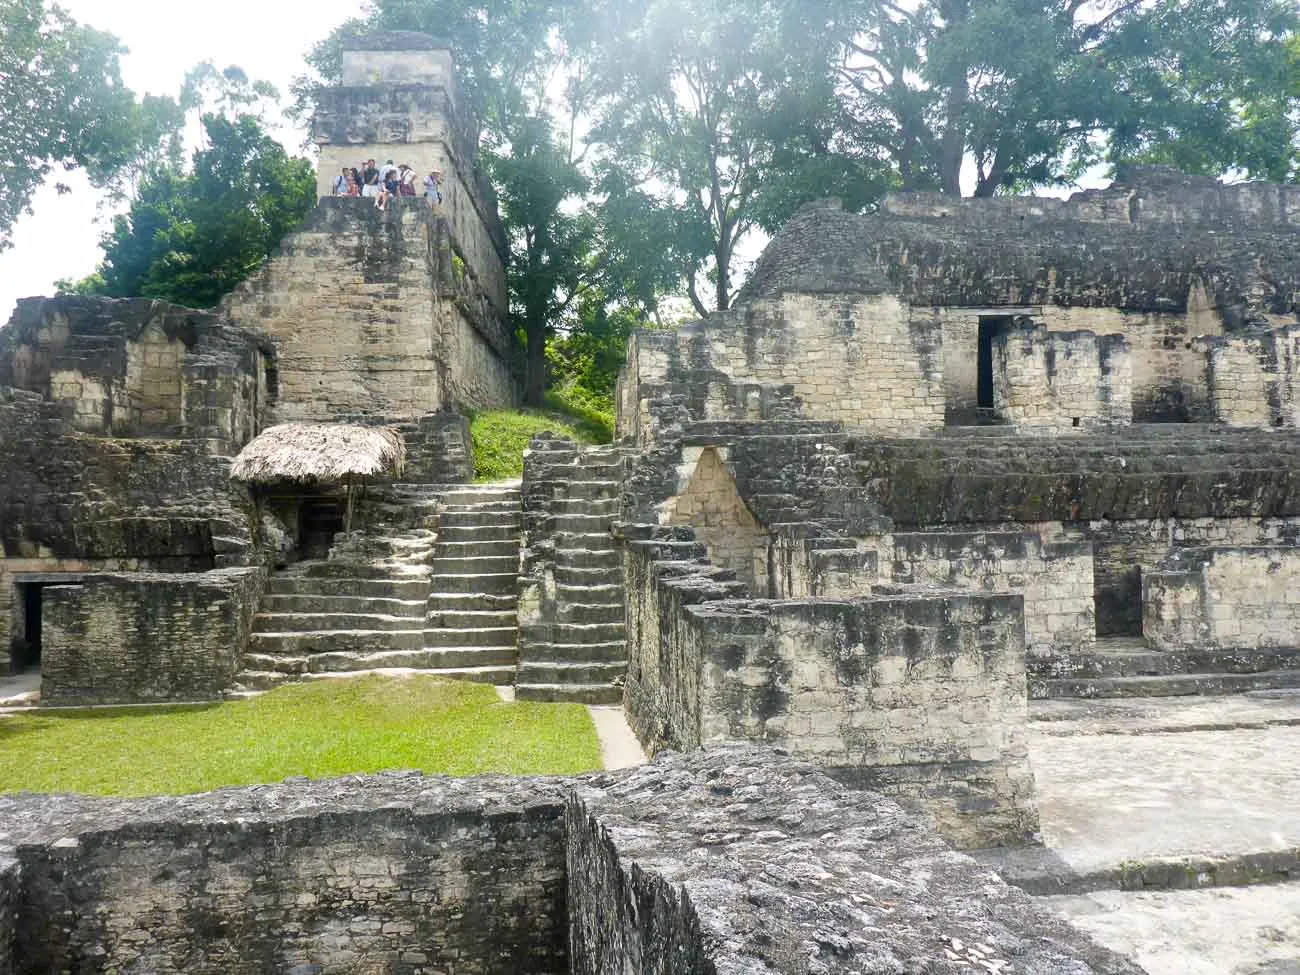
399,411,473,483
622,528,1040,848
994,323,1132,431
0,749,1141,975
1144,546,1300,651
0,856,16,975
9,774,568,975
41,567,265,705
890,530,1096,655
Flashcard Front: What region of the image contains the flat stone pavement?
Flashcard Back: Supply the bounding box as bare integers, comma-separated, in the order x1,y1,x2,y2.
1025,693,1300,975
1042,885,1300,975
1028,692,1300,875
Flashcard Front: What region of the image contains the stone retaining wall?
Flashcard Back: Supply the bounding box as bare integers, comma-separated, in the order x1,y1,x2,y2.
622,527,1040,848
994,324,1132,430
40,567,265,705
0,748,1141,974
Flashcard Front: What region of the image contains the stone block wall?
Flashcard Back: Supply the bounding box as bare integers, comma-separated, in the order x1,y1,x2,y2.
40,567,265,705
0,857,16,975
0,749,1139,975
1144,546,1300,651
618,293,945,445
1206,325,1300,428
11,777,569,975
220,198,517,421
889,530,1096,655
0,297,272,448
396,412,472,483
993,323,1132,430
622,528,1039,848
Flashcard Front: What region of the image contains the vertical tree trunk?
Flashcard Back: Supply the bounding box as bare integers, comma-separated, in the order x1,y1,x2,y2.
524,317,547,407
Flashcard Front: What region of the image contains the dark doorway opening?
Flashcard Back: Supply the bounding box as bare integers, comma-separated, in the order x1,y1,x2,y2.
976,316,1014,414
299,499,346,560
16,583,42,671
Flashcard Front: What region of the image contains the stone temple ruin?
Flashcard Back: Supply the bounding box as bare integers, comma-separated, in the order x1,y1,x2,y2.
0,28,1299,974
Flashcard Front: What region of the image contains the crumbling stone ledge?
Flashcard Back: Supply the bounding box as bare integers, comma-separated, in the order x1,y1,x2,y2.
0,746,1139,974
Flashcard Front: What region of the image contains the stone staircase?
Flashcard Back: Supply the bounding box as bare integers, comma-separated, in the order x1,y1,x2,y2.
518,441,627,704
234,482,523,691
237,530,436,690
423,482,522,684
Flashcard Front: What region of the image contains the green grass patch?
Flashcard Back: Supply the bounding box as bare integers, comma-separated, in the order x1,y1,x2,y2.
0,675,602,797
469,405,610,482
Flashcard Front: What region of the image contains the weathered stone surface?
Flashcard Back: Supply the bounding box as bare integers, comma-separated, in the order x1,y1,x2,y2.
0,747,1139,975
41,568,265,705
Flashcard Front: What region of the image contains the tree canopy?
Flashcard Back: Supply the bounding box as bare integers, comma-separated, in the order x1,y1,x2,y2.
64,113,315,308
0,0,162,248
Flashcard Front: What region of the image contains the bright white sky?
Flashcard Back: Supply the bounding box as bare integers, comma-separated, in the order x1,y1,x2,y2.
0,0,362,322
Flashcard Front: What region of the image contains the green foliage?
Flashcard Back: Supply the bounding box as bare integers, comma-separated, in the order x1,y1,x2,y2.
0,675,602,796
0,0,168,247
823,0,1300,195
73,114,315,308
470,406,610,482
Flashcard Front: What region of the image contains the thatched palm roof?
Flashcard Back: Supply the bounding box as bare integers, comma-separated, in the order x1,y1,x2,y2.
230,423,406,485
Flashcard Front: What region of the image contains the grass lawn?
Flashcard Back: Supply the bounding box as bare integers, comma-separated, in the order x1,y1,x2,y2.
0,675,602,797
469,404,610,482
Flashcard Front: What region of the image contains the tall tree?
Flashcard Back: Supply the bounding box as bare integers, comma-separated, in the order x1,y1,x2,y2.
825,0,1300,196
66,114,315,308
0,0,161,247
579,0,875,315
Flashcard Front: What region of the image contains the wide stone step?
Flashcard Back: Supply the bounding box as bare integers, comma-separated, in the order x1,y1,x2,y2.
306,647,517,673
556,603,625,624
555,565,622,586
242,652,308,675
426,609,517,629
440,501,520,514
438,524,520,543
1029,645,1300,680
551,497,620,515
519,640,626,664
265,576,431,600
556,532,616,551
253,612,426,633
559,480,621,500
1030,669,1300,700
250,629,426,655
300,561,430,581
425,665,516,685
426,592,518,613
431,572,517,594
260,594,427,616
433,539,519,559
516,661,626,685
547,621,626,644
425,626,519,648
430,555,518,575
515,682,623,705
231,670,288,692
439,511,523,529
555,548,621,569
556,583,623,602
552,514,613,533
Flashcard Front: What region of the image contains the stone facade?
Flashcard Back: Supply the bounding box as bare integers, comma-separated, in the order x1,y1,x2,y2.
0,748,1139,974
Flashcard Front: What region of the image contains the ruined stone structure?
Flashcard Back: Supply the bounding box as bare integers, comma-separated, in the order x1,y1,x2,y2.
0,747,1139,974
4,43,1300,969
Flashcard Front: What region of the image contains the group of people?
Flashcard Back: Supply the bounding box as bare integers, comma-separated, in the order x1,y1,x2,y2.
331,159,443,210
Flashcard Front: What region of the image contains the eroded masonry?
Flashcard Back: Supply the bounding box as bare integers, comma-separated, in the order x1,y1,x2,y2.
2,27,1300,975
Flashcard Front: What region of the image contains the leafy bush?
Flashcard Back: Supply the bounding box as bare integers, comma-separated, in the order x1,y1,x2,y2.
469,405,610,482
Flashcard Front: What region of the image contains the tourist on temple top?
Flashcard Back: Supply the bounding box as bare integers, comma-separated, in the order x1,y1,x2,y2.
347,168,362,196
331,167,349,196
425,170,443,205
398,164,417,197
361,168,382,206
383,161,400,200
362,159,379,188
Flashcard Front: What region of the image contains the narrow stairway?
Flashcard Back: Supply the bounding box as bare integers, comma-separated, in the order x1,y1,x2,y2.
518,445,626,704
423,482,522,684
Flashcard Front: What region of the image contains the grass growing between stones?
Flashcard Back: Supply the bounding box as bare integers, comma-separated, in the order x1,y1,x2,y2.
0,675,602,796
469,406,609,482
